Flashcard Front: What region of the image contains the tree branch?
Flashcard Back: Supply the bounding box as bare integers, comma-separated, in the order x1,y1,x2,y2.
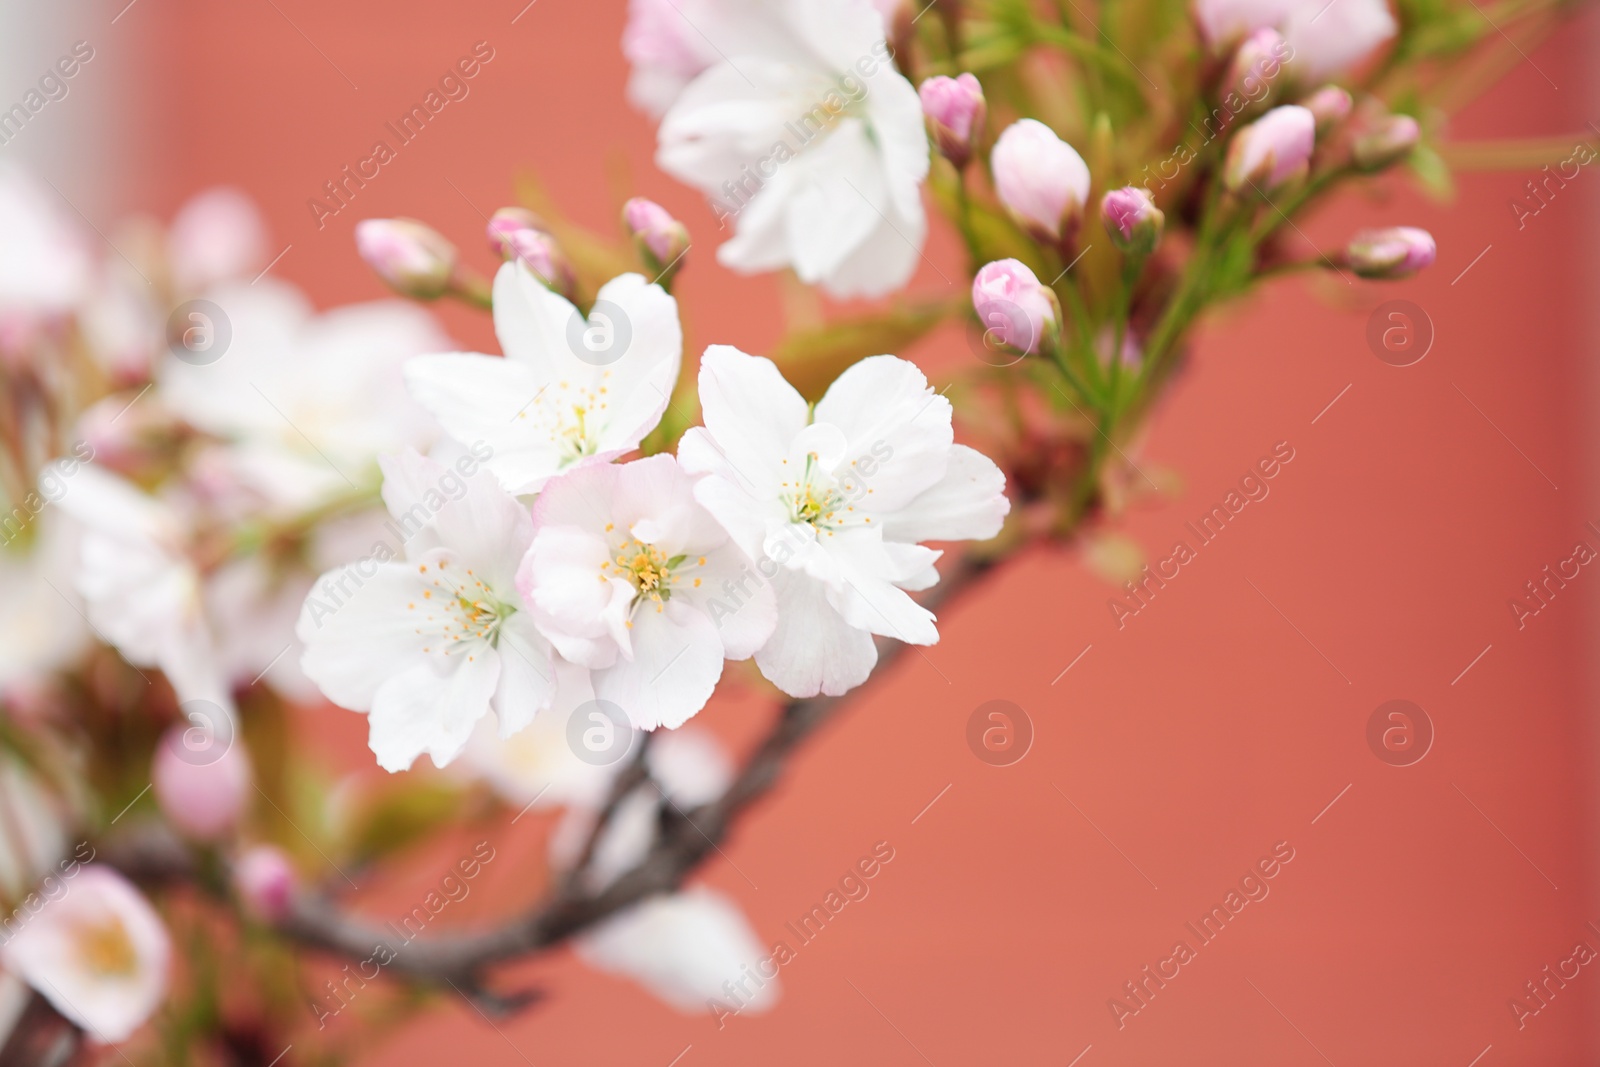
269,553,1002,994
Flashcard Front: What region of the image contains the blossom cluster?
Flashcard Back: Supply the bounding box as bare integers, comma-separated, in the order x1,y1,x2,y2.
0,0,1485,1049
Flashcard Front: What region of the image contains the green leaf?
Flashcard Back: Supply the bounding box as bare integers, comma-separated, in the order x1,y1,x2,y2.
1408,141,1456,202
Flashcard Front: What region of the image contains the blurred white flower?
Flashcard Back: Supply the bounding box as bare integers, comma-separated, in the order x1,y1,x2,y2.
0,758,68,906
0,865,171,1045
1194,0,1396,81
654,0,930,298
0,518,88,700
622,0,725,118
0,165,90,351
457,660,614,811
51,465,231,711
519,454,775,731
679,347,1009,697
405,265,682,497
577,888,776,1014
157,278,448,510
166,187,269,293
297,449,557,773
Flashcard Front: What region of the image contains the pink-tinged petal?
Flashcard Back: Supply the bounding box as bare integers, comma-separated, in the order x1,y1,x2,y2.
1,866,171,1044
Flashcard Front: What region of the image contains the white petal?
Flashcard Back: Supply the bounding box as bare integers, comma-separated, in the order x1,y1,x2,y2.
491,613,558,737
296,563,432,711
587,273,683,455
576,888,778,1015
814,355,952,509
594,600,724,730
404,353,564,495
368,654,501,772
688,346,809,493
880,444,1010,544
754,570,877,697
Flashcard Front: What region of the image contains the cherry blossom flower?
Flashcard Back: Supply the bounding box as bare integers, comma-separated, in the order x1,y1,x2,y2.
1,865,171,1044
297,449,558,772
457,660,617,811
0,165,90,356
678,347,1009,698
1194,0,1396,82
518,454,775,731
654,0,930,298
52,465,231,711
405,264,682,497
622,0,726,118
156,278,447,510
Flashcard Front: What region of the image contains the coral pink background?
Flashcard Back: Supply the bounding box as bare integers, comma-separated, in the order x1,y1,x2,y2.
107,1,1600,1062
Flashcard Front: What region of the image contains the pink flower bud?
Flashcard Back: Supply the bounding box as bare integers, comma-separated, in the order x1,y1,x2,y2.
991,119,1091,246
1100,186,1164,255
919,73,986,170
972,259,1060,356
485,208,575,297
1352,113,1420,171
485,207,547,258
1344,226,1436,279
622,197,689,284
234,845,296,922
354,218,457,300
151,723,251,842
1224,105,1316,192
1221,29,1288,110
1299,85,1353,129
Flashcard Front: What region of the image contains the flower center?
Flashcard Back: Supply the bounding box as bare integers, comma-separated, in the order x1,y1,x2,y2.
517,376,612,464
75,916,139,978
412,560,514,656
780,451,872,532
601,536,704,616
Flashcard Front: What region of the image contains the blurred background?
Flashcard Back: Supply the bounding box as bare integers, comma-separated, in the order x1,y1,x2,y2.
6,0,1600,1062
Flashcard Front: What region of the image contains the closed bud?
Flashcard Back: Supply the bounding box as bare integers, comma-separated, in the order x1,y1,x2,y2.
487,209,576,298
622,197,690,285
919,73,986,170
1299,85,1353,130
972,259,1061,356
1352,113,1420,171
485,207,548,258
1221,29,1287,113
1344,226,1436,279
151,725,251,842
991,119,1091,248
1225,105,1316,192
234,845,296,922
354,218,457,300
1101,187,1164,256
